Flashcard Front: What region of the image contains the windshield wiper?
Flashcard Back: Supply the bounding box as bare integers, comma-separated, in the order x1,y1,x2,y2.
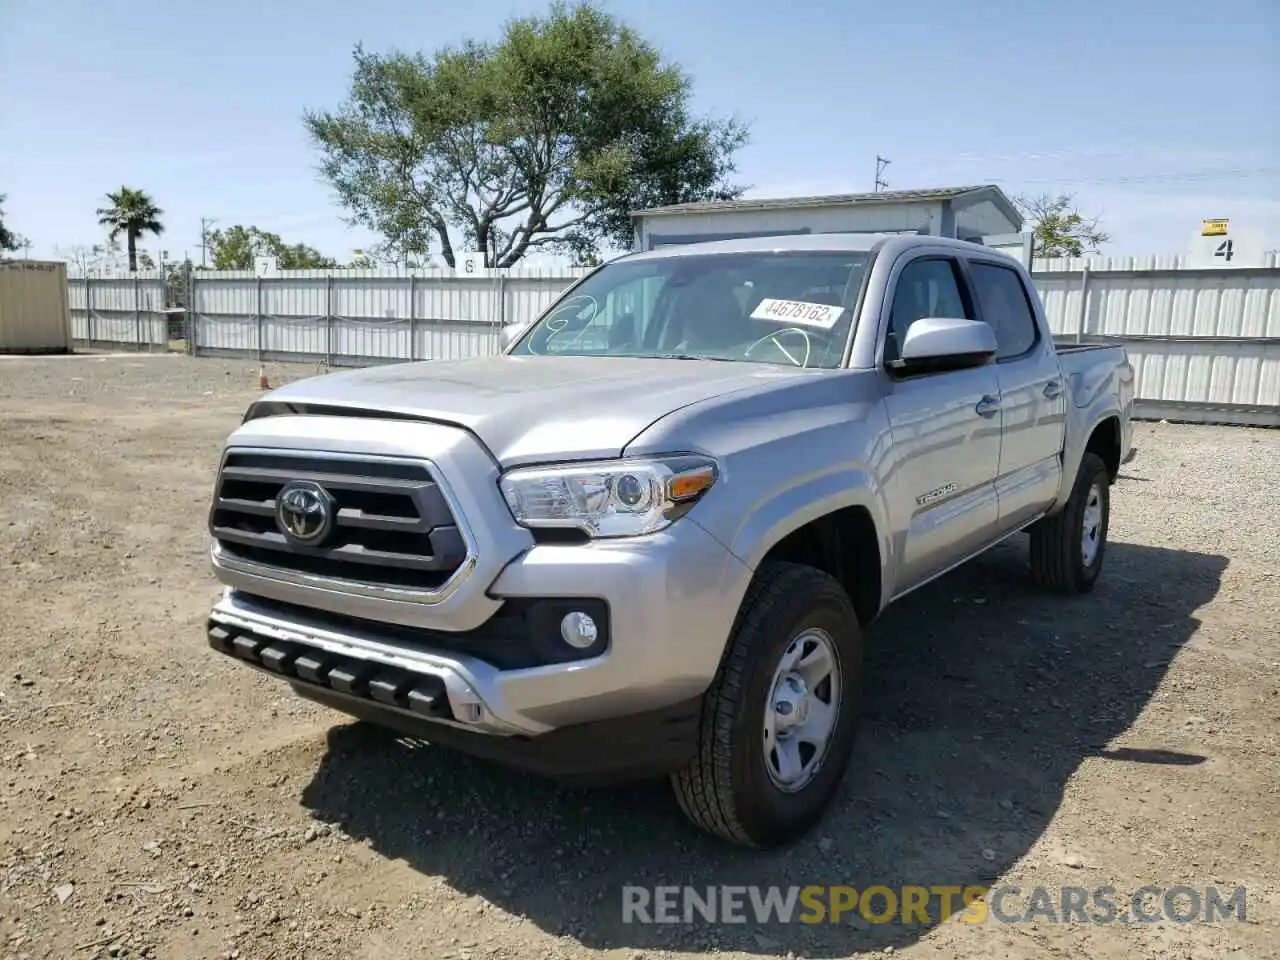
650,353,738,363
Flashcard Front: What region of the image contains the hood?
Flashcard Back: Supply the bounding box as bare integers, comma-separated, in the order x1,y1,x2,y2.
262,355,817,466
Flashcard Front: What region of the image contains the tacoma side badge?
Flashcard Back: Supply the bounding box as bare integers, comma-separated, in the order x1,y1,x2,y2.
916,481,958,506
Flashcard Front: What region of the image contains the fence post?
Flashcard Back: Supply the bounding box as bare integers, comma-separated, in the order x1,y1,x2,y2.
256,274,264,361
188,270,197,356
496,273,506,354
86,276,94,346
134,274,142,352
1075,264,1091,343
325,273,334,366
408,272,417,361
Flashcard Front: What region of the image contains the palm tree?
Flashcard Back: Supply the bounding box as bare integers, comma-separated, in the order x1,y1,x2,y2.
0,194,22,253
96,187,164,271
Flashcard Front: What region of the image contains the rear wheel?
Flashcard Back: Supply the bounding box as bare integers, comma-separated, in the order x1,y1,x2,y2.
671,562,864,848
1029,452,1111,593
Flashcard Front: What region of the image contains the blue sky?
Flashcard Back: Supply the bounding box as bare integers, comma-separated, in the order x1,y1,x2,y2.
1,0,1276,264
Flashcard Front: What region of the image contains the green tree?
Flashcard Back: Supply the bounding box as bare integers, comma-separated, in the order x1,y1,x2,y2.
163,258,194,307
207,225,338,270
358,240,428,268
96,187,164,271
1016,193,1109,259
0,194,24,253
304,1,747,267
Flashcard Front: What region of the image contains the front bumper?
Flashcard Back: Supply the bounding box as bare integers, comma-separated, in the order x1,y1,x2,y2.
209,508,751,740
206,615,703,783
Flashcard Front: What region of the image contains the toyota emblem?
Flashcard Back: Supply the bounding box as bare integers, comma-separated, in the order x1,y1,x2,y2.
275,481,335,545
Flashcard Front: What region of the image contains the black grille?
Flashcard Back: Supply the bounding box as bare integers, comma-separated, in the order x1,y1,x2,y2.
210,452,467,590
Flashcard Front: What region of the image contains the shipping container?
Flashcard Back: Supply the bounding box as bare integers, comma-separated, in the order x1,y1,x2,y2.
0,259,72,354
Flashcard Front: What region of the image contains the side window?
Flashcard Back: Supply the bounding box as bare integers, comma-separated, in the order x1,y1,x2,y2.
885,257,969,363
968,261,1039,359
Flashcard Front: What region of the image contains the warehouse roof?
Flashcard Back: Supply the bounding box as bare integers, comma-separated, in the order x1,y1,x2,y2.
633,184,1021,226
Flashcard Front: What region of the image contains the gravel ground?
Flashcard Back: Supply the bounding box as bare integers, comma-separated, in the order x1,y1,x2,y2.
0,353,1277,960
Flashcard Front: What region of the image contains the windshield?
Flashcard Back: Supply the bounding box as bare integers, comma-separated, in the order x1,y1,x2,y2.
508,250,871,369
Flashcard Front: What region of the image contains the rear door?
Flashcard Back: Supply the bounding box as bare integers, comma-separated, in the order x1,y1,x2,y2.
964,257,1066,531
879,253,1003,594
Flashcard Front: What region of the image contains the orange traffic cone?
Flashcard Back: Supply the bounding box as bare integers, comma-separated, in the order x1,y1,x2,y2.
258,367,271,390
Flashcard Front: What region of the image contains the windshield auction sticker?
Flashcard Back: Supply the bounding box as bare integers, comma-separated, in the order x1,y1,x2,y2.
750,298,845,330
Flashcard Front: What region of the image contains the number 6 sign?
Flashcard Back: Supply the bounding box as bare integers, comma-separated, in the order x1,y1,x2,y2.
458,252,487,277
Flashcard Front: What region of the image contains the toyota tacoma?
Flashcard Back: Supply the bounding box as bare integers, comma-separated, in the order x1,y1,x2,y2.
205,233,1134,848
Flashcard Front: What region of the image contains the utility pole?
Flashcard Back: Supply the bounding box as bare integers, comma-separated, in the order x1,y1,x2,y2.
874,156,891,193
199,217,217,267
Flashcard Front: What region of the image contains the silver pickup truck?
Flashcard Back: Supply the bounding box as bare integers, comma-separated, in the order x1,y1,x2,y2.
205,233,1134,848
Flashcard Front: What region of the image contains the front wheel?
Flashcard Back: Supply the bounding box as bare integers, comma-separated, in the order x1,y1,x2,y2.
1029,451,1111,593
671,562,864,848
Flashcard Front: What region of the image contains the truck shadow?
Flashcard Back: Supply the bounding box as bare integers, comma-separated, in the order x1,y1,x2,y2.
300,538,1225,957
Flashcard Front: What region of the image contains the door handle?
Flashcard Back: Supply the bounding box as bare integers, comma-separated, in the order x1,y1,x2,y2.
975,395,1001,418
1043,379,1064,400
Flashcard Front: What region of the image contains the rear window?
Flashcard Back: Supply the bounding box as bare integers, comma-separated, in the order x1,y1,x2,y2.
968,261,1040,359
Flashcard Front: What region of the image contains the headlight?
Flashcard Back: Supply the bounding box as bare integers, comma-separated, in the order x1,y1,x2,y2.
500,455,718,538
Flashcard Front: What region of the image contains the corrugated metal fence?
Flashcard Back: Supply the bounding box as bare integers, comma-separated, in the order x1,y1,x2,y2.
67,272,170,350
192,267,590,364
1035,253,1279,426
67,256,1278,425
67,272,169,349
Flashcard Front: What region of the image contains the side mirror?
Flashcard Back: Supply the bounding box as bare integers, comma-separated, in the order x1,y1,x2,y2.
893,317,997,374
499,322,525,351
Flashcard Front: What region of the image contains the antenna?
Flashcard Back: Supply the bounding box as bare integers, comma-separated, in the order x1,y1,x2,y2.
874,156,891,193
199,217,218,267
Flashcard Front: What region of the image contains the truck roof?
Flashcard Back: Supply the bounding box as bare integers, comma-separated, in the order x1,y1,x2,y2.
622,232,998,262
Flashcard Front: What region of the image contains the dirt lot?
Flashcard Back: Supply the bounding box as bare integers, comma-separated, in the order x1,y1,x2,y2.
0,353,1277,960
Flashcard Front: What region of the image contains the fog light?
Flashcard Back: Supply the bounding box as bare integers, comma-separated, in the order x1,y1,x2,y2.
560,611,599,649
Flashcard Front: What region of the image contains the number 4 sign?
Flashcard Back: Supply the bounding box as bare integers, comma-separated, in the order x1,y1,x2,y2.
1189,226,1261,268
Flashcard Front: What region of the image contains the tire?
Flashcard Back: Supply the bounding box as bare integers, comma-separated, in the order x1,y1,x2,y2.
1029,452,1111,594
670,561,864,848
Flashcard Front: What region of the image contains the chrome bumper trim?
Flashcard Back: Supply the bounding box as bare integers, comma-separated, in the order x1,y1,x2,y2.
210,592,547,736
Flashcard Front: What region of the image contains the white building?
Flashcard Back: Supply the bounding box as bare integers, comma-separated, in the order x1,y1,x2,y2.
631,184,1030,262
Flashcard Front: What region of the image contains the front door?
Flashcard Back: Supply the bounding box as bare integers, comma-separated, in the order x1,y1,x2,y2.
880,255,1003,594
964,258,1066,531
